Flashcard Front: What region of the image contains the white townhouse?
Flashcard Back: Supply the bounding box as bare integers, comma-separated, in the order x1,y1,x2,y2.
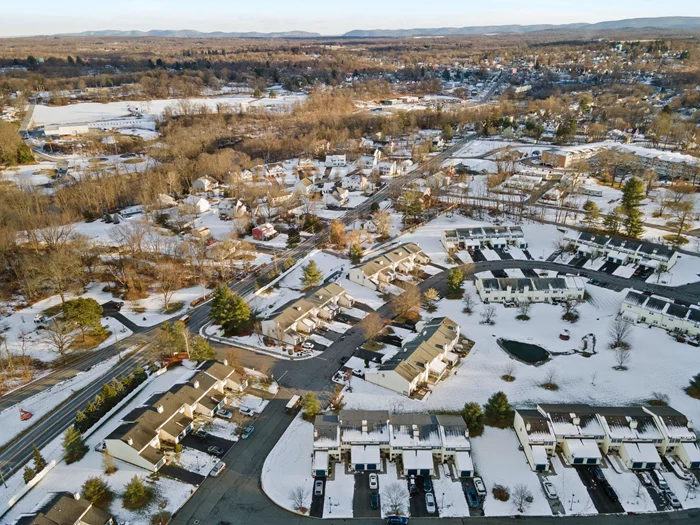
365,317,460,397
339,410,391,472
436,415,473,477
325,154,347,167
513,409,557,472
475,276,586,304
565,231,678,270
360,148,382,169
389,413,442,476
312,414,341,477
294,177,315,196
441,225,527,251
536,404,605,466
342,173,369,191
375,160,398,177
596,407,664,470
218,198,249,219
182,196,211,215
105,361,246,471
260,283,354,345
620,290,700,337
348,242,430,291
644,406,700,470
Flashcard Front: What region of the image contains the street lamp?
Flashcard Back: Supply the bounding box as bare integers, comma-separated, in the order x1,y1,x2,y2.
570,493,575,512
442,492,445,509
328,496,332,514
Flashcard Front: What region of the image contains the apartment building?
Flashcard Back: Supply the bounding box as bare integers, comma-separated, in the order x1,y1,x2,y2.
260,283,354,345
565,231,678,270
105,360,246,471
475,276,586,304
441,226,527,251
365,317,460,397
348,243,430,291
620,290,700,337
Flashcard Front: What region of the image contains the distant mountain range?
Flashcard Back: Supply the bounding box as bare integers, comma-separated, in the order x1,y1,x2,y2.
52,17,700,39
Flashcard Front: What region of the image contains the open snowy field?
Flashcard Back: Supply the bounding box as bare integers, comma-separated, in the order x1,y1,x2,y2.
31,93,307,126
342,281,700,426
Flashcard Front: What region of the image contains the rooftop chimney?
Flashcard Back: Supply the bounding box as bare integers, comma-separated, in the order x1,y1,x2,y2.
193,380,200,389
526,423,531,432
571,414,581,426
362,420,368,433
127,437,133,446
156,404,164,414
412,424,419,439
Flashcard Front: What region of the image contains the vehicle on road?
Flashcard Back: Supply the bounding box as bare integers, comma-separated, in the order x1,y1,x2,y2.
425,492,436,514
339,356,350,364
242,426,255,439
314,479,324,496
543,480,558,499
302,341,315,349
286,395,302,411
653,470,669,491
371,491,379,509
179,314,191,324
369,473,379,490
386,516,409,525
239,407,255,417
423,476,432,492
466,488,480,508
210,461,225,477
473,477,486,496
216,409,233,419
207,445,224,457
193,428,210,441
94,441,106,452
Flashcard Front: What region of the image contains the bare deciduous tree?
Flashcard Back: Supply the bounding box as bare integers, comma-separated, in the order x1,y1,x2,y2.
156,264,182,311
512,483,533,513
391,284,421,319
381,482,408,516
43,319,75,362
608,317,632,349
480,305,497,325
614,347,631,371
516,301,531,320
288,485,310,512
359,312,385,343
462,292,475,314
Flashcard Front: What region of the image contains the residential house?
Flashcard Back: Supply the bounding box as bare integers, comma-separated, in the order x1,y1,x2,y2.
105,360,245,471
565,231,678,270
425,171,451,189
313,414,341,477
154,194,177,209
252,223,278,241
260,283,354,345
218,199,249,219
295,177,315,196
325,154,347,167
376,160,398,177
475,276,586,304
340,410,391,472
342,173,369,191
324,188,349,208
348,242,430,291
441,225,527,251
389,413,442,476
597,407,664,469
537,404,605,466
360,149,382,169
191,226,211,239
513,409,557,471
192,176,218,193
15,492,115,525
436,415,473,477
365,317,460,397
644,406,700,469
182,196,211,215
620,290,700,337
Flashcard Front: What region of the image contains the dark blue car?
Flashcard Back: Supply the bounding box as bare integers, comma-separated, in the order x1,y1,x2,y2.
386,517,409,525
467,488,480,508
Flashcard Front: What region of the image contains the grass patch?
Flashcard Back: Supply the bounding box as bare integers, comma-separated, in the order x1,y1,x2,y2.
122,158,146,164
501,375,516,382
163,301,184,314
492,485,510,501
540,382,560,391
663,234,689,245
363,341,386,351
131,306,147,314
42,304,63,317
70,330,111,351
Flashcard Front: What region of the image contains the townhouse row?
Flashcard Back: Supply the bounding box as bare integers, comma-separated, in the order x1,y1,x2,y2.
441,225,528,251
348,242,430,291
514,404,699,472
565,231,678,270
105,360,247,471
313,410,473,478
621,290,700,338
475,276,586,304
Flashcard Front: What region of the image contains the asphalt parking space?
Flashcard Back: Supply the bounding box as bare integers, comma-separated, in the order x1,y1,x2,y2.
461,478,484,517
353,472,381,517
639,472,670,511
494,248,513,260
180,433,235,455
490,269,509,278
309,477,326,517
408,475,438,517
160,464,206,485
598,261,621,274
575,466,625,514
471,250,487,263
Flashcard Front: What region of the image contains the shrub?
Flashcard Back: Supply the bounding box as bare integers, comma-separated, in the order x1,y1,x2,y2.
81,477,113,509
23,466,35,484
63,427,89,464
150,511,172,525
685,373,700,399
122,476,154,511
462,402,484,437
492,484,510,502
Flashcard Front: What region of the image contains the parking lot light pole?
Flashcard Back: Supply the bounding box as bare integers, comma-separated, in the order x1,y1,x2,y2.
328,496,331,514
570,493,574,511
442,492,445,509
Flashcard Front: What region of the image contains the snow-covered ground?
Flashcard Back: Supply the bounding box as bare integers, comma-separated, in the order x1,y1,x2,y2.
1,364,200,525
433,463,470,517
604,461,656,513
175,446,219,476
1,162,56,187
550,456,597,515
379,462,410,518
229,394,269,414
664,469,700,509
0,355,120,447
323,464,355,517
471,427,552,516
202,418,240,441
261,414,314,514
120,285,210,327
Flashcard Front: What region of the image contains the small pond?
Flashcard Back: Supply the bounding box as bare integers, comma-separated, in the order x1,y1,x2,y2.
498,339,550,365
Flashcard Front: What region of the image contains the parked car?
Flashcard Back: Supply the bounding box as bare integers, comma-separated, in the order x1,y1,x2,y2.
369,473,379,490
425,492,436,514
667,492,682,509
207,445,224,457
408,476,418,494
543,480,558,499
352,369,365,378
473,477,486,496
466,488,480,508
302,341,315,349
371,491,379,509
639,472,653,486
591,466,606,483
94,441,106,452
386,517,409,525
193,428,210,441
602,481,619,503
339,356,350,364
332,371,346,384
210,461,225,477
653,471,669,491
423,476,432,492
314,479,324,496
216,409,233,419
239,407,255,417
242,426,255,439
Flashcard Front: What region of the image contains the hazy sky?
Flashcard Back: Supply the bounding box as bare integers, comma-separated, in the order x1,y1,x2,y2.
3,0,700,37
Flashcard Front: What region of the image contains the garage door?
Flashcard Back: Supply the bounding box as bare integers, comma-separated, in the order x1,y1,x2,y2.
354,464,365,471
367,463,378,470
407,469,418,476
460,470,471,477
420,469,430,476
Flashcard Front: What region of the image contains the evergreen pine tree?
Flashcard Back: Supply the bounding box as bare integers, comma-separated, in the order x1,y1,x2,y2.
23,466,35,484
484,391,511,421
620,178,645,238
300,261,323,289
462,402,485,436
63,426,89,464
446,267,465,299
190,336,216,361
32,443,46,472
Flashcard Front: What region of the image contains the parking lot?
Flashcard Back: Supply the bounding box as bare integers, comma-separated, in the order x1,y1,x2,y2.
461,477,484,517
309,477,326,517
353,472,381,518
408,474,439,517
575,466,625,514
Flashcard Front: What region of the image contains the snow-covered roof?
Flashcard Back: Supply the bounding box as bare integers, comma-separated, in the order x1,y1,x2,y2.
389,413,442,448
538,404,604,438
351,445,381,465
454,450,473,472
402,449,434,471
531,445,550,466
565,438,602,460
597,407,663,441
680,442,700,463
623,442,661,464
